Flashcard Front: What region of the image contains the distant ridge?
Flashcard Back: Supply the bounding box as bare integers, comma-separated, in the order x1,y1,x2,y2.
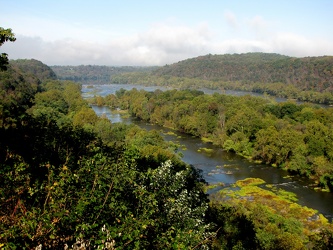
152,53,333,92
51,65,157,84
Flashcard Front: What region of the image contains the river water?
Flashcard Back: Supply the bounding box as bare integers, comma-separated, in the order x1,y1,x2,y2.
82,84,333,219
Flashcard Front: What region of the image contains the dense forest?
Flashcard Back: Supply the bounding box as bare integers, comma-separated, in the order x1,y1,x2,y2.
110,53,333,105
1,60,213,249
10,59,57,82
153,53,333,91
51,65,157,84
1,27,333,248
2,60,333,250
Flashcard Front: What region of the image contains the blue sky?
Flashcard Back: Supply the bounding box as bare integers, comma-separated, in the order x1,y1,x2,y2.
1,0,333,65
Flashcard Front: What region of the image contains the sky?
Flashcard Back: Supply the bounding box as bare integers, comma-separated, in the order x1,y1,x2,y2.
1,0,333,66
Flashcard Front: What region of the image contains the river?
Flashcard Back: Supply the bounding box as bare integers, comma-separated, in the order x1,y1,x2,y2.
82,84,333,220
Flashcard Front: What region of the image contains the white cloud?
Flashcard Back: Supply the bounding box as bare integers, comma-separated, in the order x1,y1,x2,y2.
248,15,269,38
224,10,238,29
269,32,333,57
2,20,333,66
212,39,270,55
2,22,213,65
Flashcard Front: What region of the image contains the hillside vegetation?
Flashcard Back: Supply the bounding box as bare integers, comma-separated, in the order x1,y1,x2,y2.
153,53,333,92
110,53,333,104
51,65,157,84
10,59,57,82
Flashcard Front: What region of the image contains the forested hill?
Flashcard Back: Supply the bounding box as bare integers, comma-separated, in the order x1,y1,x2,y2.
10,59,57,82
152,53,333,92
0,59,56,127
51,65,157,84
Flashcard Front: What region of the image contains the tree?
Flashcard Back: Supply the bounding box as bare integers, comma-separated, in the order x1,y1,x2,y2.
305,120,329,157
225,106,263,141
72,106,99,129
0,27,16,71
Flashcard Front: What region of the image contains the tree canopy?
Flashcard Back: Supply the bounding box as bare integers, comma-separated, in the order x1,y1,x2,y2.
100,88,333,191
0,27,16,71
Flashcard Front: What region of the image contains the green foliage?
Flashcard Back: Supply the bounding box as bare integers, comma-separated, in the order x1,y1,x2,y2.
2,48,333,248
1,64,213,248
0,63,41,128
208,178,333,249
10,59,57,81
234,178,266,187
72,107,99,129
51,65,156,84
109,53,333,105
0,27,16,71
111,88,333,190
152,53,333,95
1,126,212,248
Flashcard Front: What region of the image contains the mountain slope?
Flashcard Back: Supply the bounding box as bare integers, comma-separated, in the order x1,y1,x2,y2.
10,59,57,82
152,53,333,92
0,59,56,127
51,65,157,84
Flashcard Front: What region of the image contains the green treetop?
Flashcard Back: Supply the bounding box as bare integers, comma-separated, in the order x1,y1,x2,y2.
0,27,16,71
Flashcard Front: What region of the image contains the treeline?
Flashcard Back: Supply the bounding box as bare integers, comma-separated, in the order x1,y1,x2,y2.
51,65,157,84
110,53,333,105
96,88,333,191
1,60,333,249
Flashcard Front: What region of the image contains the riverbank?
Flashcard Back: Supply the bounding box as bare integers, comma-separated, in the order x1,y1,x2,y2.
84,83,333,218
88,103,333,220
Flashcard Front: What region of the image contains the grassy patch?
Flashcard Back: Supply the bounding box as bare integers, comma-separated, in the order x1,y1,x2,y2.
204,182,225,192
112,109,128,114
217,177,331,233
112,109,131,118
235,178,266,187
120,113,131,118
201,137,213,143
164,131,177,136
197,147,214,154
276,188,298,202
